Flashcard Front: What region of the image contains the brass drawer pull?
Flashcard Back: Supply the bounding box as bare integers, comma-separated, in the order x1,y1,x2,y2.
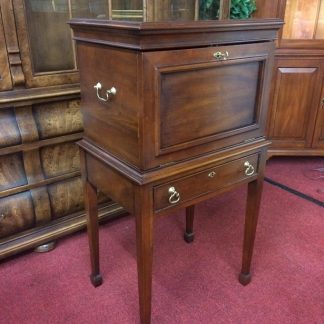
208,171,216,178
94,82,117,102
168,186,181,204
321,98,324,108
213,51,229,61
244,161,255,176
0,213,6,222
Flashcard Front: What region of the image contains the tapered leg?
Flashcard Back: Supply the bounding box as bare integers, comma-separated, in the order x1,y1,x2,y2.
184,205,195,243
135,187,154,324
239,177,264,286
80,149,102,287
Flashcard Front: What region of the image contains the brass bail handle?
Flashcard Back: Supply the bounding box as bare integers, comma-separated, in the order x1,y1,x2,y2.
94,82,117,102
244,161,255,176
168,186,181,204
213,51,229,61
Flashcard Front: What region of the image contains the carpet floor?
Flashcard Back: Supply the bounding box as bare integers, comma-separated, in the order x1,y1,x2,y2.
1,178,323,323
265,156,324,204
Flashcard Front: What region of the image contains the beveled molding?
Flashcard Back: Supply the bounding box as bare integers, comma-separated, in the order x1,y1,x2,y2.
79,138,271,186
0,83,81,108
0,202,126,260
70,18,283,51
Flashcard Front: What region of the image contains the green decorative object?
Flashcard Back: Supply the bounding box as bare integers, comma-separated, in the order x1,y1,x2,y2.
199,0,256,20
230,0,256,19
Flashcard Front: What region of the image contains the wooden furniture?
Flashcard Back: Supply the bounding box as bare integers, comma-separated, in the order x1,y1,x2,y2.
0,0,124,259
267,0,324,157
70,12,282,323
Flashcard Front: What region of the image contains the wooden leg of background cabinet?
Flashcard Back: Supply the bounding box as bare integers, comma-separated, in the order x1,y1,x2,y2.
184,205,195,243
80,149,102,287
135,187,154,324
239,177,264,286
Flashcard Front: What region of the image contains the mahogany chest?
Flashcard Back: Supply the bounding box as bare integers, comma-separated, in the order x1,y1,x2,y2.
70,18,282,324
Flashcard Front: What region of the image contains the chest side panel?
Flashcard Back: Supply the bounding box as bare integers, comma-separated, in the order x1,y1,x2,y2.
76,43,141,167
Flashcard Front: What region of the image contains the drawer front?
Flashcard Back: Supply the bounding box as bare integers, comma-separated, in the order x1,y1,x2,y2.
0,192,35,238
143,42,274,169
154,154,259,211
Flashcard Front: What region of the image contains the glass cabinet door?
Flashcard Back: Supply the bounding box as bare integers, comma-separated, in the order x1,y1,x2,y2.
26,0,75,73
23,0,223,76
21,0,254,86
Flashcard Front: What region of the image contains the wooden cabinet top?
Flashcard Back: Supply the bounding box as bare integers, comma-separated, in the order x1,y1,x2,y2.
70,18,283,50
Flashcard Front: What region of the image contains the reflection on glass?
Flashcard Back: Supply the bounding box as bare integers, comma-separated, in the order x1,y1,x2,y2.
283,0,321,39
199,0,220,20
111,0,144,21
71,0,108,19
26,0,75,73
150,0,198,21
25,1,249,74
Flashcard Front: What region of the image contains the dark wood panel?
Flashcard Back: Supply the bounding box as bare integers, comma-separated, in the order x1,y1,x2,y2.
48,177,84,219
33,99,83,139
268,60,322,149
76,43,140,166
142,42,274,168
0,108,21,148
0,0,25,87
86,153,135,213
0,191,35,238
0,153,27,191
272,67,317,138
40,142,80,178
312,85,324,148
0,9,12,91
159,61,260,149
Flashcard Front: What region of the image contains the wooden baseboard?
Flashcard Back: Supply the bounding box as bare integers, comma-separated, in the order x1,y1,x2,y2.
267,148,324,159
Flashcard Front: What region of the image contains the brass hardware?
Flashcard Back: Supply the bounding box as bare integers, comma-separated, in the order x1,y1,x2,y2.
94,82,117,102
321,98,324,108
168,186,181,204
208,171,216,178
0,213,6,221
213,51,229,61
244,161,255,176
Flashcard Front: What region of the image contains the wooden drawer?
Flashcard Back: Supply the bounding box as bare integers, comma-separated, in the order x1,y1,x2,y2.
0,192,35,238
154,153,259,211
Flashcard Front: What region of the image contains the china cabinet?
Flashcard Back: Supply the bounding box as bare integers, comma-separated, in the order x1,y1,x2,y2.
0,0,124,259
70,1,282,322
267,0,324,156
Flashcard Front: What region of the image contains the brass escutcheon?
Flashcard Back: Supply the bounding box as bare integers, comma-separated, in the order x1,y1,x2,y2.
213,51,229,60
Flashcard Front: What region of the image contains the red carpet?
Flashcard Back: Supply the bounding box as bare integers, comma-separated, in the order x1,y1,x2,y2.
0,183,323,323
266,157,324,203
